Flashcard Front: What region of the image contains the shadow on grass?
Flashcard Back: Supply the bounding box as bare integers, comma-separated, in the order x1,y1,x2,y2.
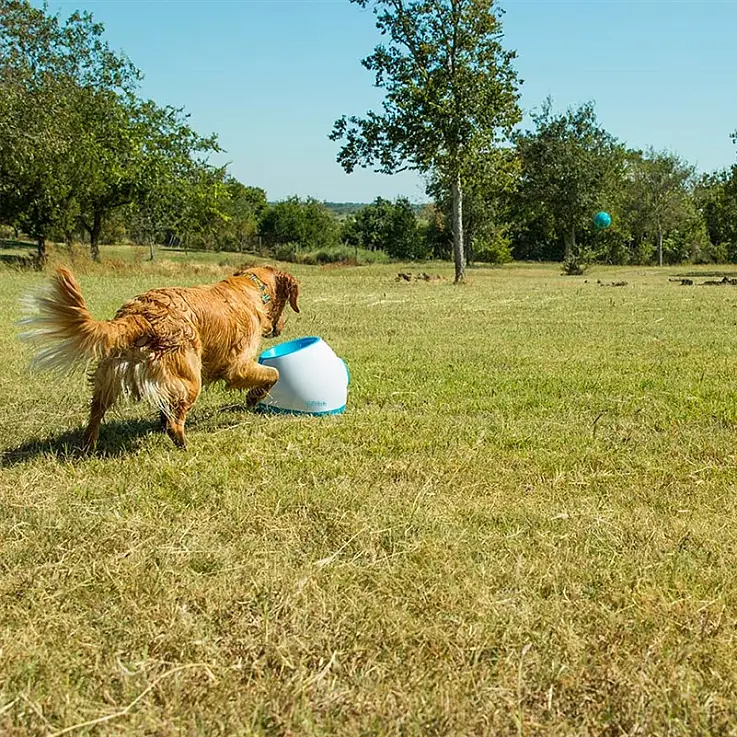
1,417,161,466
0,252,39,269
0,238,35,250
675,270,737,278
1,403,261,466
0,239,43,270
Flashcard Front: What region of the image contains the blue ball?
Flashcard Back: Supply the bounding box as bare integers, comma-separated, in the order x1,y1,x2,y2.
594,211,612,230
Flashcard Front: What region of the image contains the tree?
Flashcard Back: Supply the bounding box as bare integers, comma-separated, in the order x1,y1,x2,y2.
259,197,339,251
628,149,695,266
689,130,737,263
429,146,519,264
219,178,267,250
695,169,737,262
0,79,77,262
0,0,140,261
72,94,222,259
418,203,452,259
128,158,229,257
342,196,427,259
384,196,427,259
342,197,394,252
513,100,624,263
0,1,222,261
331,0,521,282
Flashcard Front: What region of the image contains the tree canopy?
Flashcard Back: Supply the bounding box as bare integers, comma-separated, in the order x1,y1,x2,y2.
0,0,222,261
2,0,737,270
626,149,695,266
512,100,625,265
259,197,340,251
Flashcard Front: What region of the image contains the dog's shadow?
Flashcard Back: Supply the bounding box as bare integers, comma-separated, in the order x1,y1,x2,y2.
1,417,160,466
1,404,261,467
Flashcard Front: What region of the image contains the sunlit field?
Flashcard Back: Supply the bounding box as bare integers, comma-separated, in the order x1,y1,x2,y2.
2,248,737,734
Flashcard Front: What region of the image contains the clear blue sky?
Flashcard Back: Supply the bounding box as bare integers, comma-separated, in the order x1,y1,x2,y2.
47,0,737,203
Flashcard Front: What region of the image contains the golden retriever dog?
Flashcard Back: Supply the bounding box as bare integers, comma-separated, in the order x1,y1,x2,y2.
21,265,300,450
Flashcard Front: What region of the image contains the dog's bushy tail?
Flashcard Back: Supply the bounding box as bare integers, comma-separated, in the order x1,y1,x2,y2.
19,267,129,372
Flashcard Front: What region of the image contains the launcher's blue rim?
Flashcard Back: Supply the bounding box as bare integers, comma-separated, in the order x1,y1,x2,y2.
259,336,322,362
340,358,350,384
255,403,346,417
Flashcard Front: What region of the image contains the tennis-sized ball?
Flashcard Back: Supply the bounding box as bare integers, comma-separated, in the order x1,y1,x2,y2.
593,211,612,230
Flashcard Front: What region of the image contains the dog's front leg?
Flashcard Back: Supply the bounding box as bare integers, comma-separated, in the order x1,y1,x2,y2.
224,361,279,407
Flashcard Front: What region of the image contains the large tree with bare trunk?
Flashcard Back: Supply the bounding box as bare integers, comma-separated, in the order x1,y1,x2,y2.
330,0,521,282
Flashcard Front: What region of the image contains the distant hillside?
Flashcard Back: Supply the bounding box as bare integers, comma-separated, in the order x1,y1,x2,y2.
266,201,430,219
323,201,429,218
323,202,369,218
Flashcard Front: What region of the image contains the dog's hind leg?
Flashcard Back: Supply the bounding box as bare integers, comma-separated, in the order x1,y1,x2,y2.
164,395,198,449
160,351,202,449
82,362,121,452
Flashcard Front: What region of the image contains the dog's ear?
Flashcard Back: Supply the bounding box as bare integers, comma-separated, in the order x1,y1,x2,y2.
232,264,255,277
286,274,300,313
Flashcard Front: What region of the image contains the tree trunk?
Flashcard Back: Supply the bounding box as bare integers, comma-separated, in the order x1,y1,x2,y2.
563,226,576,261
148,239,155,261
464,224,473,266
89,211,103,261
452,172,465,283
657,229,663,266
36,236,47,268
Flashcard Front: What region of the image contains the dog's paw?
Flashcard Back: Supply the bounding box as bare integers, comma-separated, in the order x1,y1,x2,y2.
245,387,269,408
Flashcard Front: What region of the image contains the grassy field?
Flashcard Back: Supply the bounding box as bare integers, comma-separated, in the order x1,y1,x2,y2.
3,250,737,734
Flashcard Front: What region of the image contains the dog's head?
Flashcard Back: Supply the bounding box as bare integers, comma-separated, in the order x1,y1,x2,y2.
235,265,300,338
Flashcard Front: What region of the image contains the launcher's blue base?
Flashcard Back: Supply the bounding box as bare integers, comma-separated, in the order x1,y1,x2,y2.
254,404,347,417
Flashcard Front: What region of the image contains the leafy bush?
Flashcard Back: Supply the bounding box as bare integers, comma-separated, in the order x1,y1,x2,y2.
271,243,390,266
273,242,299,262
474,244,512,264
297,251,317,266
343,197,429,260
471,228,513,264
694,241,730,265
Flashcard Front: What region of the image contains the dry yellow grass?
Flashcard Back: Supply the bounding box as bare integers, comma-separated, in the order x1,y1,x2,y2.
2,253,737,734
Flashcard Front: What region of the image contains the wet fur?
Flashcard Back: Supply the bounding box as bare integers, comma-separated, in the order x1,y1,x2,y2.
20,265,300,450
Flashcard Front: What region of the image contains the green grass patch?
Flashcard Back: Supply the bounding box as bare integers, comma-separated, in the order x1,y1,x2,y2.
2,259,737,733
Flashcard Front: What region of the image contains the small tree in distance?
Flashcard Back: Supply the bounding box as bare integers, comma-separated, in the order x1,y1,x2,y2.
630,149,695,266
330,0,521,282
696,169,737,262
259,197,340,251
342,197,428,259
